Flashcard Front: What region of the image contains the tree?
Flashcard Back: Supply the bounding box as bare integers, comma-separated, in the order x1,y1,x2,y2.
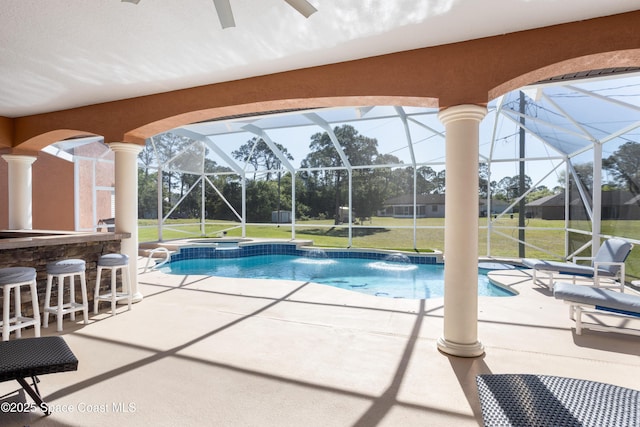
245,180,279,222
174,172,201,218
138,168,158,219
232,137,293,180
350,153,407,220
495,175,532,201
557,162,593,193
416,166,437,194
479,163,491,199
152,133,197,192
433,170,446,194
222,181,244,220
603,141,640,195
369,156,406,199
526,185,555,202
138,134,195,218
204,170,238,220
138,134,235,220
301,125,379,224
138,143,156,177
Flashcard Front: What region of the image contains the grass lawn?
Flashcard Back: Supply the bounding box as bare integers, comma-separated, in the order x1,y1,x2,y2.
139,216,568,256
139,216,640,280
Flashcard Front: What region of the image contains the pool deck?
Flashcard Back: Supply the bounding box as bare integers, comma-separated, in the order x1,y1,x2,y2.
1,263,639,426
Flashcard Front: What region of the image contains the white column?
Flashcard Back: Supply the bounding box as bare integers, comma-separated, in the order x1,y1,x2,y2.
109,142,143,302
437,104,487,358
2,154,37,230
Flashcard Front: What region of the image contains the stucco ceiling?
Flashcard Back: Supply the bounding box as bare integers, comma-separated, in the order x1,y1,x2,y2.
1,0,638,118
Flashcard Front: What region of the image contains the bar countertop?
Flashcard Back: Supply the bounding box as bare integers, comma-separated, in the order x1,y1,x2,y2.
0,230,131,250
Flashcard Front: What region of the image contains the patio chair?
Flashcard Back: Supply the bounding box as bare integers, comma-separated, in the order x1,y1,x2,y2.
0,336,78,415
522,238,633,291
553,281,640,336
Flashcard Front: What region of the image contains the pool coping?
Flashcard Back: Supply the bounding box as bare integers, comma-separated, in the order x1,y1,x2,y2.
162,239,443,264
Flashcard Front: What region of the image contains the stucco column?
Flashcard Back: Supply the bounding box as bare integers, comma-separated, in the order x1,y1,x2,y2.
437,104,487,358
108,142,143,303
2,154,37,230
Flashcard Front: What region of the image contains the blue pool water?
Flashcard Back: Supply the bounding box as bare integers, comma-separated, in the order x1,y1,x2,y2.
162,254,514,299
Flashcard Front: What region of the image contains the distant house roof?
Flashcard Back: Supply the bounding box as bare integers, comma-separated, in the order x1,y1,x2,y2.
625,194,640,205
526,193,565,207
526,190,640,207
384,194,445,205
384,194,507,207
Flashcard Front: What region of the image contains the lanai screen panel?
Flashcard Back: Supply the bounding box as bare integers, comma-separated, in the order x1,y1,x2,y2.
502,75,640,158
499,90,591,157
140,76,640,258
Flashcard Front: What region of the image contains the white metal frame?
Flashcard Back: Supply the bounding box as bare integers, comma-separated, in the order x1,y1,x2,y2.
566,301,640,336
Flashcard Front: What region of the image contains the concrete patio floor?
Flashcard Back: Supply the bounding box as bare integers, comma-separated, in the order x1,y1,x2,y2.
1,264,639,426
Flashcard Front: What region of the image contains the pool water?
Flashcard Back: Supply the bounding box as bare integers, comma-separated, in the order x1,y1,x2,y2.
162,255,514,299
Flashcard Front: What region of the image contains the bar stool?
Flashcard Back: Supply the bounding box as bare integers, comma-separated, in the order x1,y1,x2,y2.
0,267,40,341
44,259,89,332
94,253,131,315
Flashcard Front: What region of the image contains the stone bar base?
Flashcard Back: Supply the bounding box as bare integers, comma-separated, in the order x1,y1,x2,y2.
0,231,128,323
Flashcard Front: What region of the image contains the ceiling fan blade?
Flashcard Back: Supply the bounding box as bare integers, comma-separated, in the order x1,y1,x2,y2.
119,0,313,26
212,0,236,28
284,0,317,18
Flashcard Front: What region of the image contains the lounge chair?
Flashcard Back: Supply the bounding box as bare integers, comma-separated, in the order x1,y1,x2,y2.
522,238,633,291
553,281,640,336
0,336,78,415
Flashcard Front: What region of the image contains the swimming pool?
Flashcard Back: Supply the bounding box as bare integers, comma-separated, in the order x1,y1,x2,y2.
162,254,514,299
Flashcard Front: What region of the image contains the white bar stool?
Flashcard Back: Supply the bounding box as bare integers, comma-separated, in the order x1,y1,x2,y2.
43,259,89,332
0,267,40,341
94,253,131,315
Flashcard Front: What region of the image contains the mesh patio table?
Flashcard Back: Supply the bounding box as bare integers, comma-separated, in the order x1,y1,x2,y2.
476,374,639,426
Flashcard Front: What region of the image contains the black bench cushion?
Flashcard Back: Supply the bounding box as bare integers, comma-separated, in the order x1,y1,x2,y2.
0,336,78,382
